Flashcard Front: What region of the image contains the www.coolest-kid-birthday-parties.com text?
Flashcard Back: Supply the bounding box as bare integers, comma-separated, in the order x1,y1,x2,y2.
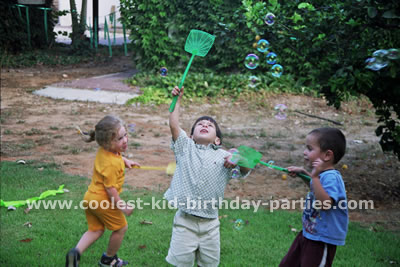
25,197,374,212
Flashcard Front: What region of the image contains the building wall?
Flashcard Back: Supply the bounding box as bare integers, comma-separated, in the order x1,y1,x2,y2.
57,0,122,28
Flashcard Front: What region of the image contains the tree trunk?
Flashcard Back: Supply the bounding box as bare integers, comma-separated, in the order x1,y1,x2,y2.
69,0,87,46
79,0,87,35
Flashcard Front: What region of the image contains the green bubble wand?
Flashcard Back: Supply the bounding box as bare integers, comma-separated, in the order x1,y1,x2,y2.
169,29,215,112
231,145,311,182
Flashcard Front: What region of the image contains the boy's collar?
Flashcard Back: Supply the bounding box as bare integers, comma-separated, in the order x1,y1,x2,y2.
195,143,221,150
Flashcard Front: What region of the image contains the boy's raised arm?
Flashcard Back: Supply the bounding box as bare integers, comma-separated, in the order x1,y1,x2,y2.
169,86,183,141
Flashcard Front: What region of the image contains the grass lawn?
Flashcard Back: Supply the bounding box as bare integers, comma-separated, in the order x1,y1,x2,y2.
0,161,399,266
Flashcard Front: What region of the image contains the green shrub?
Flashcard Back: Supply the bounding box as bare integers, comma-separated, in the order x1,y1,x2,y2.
126,71,316,105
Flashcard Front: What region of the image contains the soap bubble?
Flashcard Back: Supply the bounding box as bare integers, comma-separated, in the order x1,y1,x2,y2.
160,67,168,76
372,49,388,60
244,54,259,69
266,52,277,65
271,64,283,77
231,168,241,179
274,104,287,120
264,13,276,26
248,75,261,88
365,57,388,71
257,39,270,53
387,48,399,60
234,219,244,230
365,58,381,71
128,123,136,133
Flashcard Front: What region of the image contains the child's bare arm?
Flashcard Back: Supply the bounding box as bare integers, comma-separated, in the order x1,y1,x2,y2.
310,159,333,208
105,187,133,216
169,86,183,141
122,156,140,169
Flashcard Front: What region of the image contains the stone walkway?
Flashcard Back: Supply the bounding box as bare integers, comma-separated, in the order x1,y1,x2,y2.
33,70,141,105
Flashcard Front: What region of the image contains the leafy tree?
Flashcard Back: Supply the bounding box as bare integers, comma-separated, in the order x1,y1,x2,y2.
241,0,400,159
119,0,400,159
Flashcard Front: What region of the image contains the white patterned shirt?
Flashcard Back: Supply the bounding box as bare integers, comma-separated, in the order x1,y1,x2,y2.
164,129,245,218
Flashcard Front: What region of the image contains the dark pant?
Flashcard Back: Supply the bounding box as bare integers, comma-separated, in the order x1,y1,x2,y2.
279,231,337,267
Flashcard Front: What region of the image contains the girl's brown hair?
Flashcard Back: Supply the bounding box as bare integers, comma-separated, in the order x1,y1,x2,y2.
81,115,124,150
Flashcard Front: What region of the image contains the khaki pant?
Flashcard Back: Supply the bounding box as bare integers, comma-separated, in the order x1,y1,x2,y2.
166,210,220,267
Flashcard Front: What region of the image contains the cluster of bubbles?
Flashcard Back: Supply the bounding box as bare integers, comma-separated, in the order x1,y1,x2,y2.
365,48,398,71
244,12,283,89
160,67,168,77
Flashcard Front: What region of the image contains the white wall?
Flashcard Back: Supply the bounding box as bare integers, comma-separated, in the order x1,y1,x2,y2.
58,0,122,28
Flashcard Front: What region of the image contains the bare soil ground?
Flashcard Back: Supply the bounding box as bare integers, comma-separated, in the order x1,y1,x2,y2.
1,56,400,227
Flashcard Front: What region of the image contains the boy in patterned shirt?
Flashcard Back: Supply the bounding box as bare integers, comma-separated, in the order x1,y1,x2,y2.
165,86,250,267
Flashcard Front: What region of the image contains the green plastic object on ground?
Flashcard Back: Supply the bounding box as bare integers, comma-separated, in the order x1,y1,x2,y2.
236,146,311,182
0,185,65,208
169,29,215,112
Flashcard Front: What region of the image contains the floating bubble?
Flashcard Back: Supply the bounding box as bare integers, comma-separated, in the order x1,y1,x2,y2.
231,168,241,179
160,67,168,76
128,123,136,133
365,57,376,67
274,104,287,120
248,75,261,88
372,49,388,60
271,64,283,78
244,54,259,69
365,57,388,71
257,39,270,53
234,219,244,230
365,58,381,71
264,13,276,26
387,48,399,60
266,52,277,65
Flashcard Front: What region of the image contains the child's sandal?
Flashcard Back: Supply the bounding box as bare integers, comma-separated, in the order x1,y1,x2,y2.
99,253,128,266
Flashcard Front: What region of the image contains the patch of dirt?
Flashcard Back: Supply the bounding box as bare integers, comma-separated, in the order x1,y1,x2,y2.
1,56,400,227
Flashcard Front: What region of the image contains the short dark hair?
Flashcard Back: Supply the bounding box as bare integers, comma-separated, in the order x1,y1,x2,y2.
190,116,223,144
309,127,346,164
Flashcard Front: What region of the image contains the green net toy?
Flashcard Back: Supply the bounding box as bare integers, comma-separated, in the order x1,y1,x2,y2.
233,145,311,182
169,29,215,112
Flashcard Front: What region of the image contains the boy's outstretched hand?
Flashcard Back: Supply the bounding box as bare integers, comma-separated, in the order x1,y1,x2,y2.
223,155,237,168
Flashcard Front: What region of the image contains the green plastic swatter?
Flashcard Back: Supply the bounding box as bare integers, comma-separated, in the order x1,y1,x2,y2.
235,145,311,182
169,29,216,112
